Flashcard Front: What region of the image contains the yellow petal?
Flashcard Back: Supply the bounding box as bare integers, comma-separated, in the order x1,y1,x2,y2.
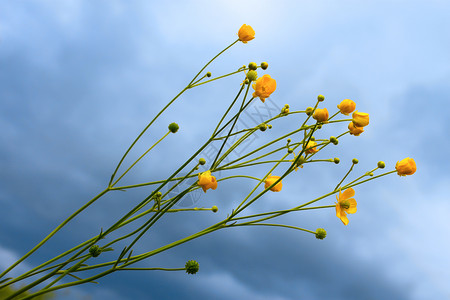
339,211,349,225
341,188,355,200
346,198,357,214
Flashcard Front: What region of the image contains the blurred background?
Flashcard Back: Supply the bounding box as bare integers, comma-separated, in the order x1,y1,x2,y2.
1,1,449,299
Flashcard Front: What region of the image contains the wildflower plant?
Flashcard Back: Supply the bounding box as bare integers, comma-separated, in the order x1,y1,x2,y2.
0,24,416,299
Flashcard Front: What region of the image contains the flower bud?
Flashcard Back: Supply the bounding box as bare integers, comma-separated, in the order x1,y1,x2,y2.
377,161,385,169
168,122,179,133
352,111,369,127
317,95,325,102
295,155,307,167
211,205,218,213
348,122,364,136
281,107,290,114
395,157,416,176
334,157,340,164
352,158,359,164
288,148,294,153
261,62,268,70
268,124,272,129
246,70,258,82
248,62,257,70
155,191,162,198
199,158,206,165
287,138,291,143
259,124,267,131
206,72,212,77
337,99,356,115
305,141,318,154
264,175,283,192
305,107,314,116
238,24,255,43
310,136,315,141
89,245,102,257
185,260,199,275
329,136,337,143
313,108,329,123
315,228,327,240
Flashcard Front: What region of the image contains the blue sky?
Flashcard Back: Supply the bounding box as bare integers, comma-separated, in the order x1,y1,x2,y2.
1,1,449,299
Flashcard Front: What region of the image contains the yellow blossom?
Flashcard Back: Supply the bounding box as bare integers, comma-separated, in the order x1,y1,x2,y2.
395,157,416,176
237,24,255,43
197,170,217,193
335,188,357,225
313,108,329,123
304,141,318,154
264,175,283,192
352,111,369,127
348,122,364,136
252,75,277,103
337,99,356,115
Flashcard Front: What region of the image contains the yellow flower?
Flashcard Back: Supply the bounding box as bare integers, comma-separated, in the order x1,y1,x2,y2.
348,122,364,136
335,188,357,225
264,175,283,192
312,108,329,123
252,75,277,103
352,111,369,127
197,170,217,193
237,24,255,43
304,141,318,154
337,99,356,115
395,157,416,176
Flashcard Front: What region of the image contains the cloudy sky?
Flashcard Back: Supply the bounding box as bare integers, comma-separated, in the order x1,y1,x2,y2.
1,1,449,299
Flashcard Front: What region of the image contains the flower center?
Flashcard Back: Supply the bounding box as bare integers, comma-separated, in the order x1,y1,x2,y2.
340,200,350,210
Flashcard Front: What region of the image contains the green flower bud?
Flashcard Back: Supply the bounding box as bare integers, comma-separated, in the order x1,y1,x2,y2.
206,72,212,77
89,245,102,257
310,136,315,141
305,107,314,116
284,104,290,108
315,228,327,240
268,124,272,129
211,205,218,213
261,62,269,70
156,192,162,198
244,79,249,85
199,158,206,165
334,157,340,164
259,124,267,131
329,136,337,143
317,124,322,129
247,70,258,82
352,158,359,164
317,95,325,102
185,260,199,275
377,161,386,169
248,62,258,70
288,148,294,153
287,138,291,143
168,122,179,133
369,172,374,176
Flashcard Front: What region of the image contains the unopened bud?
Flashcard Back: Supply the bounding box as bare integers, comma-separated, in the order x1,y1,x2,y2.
211,206,218,213
89,245,102,258
317,95,325,102
246,70,258,82
199,158,206,165
315,228,327,240
248,62,257,70
352,158,359,164
377,161,385,169
168,122,179,133
261,62,268,70
185,260,199,275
